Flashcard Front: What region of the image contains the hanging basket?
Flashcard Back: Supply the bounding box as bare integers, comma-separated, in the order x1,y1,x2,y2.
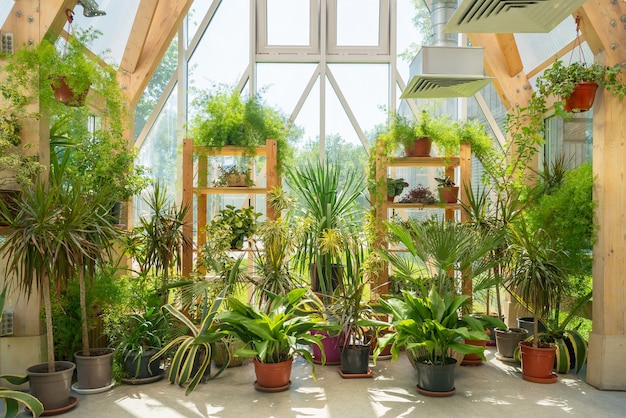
52,76,90,107
564,81,598,113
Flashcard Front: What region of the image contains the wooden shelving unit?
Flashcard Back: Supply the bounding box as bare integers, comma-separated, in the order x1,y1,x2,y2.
372,142,472,296
181,139,279,275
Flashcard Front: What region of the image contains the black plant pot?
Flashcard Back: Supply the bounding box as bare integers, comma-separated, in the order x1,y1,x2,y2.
415,357,456,394
123,349,162,380
340,345,370,374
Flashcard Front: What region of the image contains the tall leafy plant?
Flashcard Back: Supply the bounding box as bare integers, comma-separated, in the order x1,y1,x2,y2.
286,161,364,300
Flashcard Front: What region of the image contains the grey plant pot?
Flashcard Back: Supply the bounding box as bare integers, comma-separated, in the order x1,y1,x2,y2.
495,327,529,359
75,348,114,390
516,317,547,335
26,361,75,411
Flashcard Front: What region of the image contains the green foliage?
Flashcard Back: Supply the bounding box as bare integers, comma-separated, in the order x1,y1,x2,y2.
454,119,494,161
205,205,261,250
397,184,437,204
381,218,503,297
434,176,455,188
189,84,295,173
150,289,229,395
373,287,501,365
212,163,254,187
218,288,325,378
387,177,408,197
286,161,365,297
528,162,595,277
536,60,626,113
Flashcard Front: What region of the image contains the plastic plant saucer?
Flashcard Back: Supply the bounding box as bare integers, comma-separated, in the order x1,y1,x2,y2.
416,385,456,397
254,380,291,392
38,396,79,416
337,368,374,378
72,381,114,394
523,372,558,384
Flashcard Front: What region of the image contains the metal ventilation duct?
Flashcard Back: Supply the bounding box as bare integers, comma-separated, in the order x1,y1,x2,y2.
401,1,493,99
401,46,494,99
443,0,588,34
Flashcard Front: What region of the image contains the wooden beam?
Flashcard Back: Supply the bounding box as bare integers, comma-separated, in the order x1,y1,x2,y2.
495,34,523,77
468,33,533,111
125,0,194,106
579,1,626,65
120,0,158,74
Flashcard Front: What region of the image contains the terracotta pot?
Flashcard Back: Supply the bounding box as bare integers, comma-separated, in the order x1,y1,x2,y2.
564,81,598,113
311,330,342,365
404,136,432,157
519,341,557,383
438,186,459,203
461,339,487,366
387,195,396,202
253,357,292,390
52,76,89,107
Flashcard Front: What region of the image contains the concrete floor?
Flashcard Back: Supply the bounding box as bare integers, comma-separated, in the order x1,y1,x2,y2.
9,346,626,417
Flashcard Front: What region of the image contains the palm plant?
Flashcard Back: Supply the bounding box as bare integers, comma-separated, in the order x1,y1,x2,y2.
134,182,192,304
0,176,120,372
381,217,503,299
285,161,364,299
505,221,570,347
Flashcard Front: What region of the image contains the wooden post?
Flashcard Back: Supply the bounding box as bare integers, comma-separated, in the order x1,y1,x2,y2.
182,138,194,276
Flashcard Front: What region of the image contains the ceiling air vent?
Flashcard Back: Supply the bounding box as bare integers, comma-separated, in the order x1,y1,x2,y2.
401,46,493,99
443,0,588,33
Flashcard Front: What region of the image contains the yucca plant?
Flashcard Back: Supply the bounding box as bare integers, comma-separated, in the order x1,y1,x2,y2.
150,288,230,396
0,286,44,418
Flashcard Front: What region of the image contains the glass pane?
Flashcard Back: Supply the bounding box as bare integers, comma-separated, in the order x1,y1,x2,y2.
267,0,310,45
187,0,249,112
336,0,379,46
187,1,212,46
72,0,140,65
137,86,178,211
516,16,578,73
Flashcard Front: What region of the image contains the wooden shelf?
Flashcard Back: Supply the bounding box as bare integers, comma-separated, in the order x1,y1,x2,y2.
387,156,460,168
195,186,268,195
387,203,462,210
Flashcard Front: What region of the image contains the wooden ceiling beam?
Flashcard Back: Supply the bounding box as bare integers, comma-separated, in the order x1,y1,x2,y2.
123,0,193,106
578,1,626,64
3,0,77,45
120,0,158,74
495,33,523,77
468,33,533,111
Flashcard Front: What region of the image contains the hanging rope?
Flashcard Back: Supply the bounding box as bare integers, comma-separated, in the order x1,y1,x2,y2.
570,15,587,66
63,8,75,57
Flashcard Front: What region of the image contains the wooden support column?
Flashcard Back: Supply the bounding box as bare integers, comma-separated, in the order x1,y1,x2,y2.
579,0,626,390
182,138,194,276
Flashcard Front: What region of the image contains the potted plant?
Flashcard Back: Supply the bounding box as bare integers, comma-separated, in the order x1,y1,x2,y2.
149,288,230,395
217,288,326,392
397,184,437,204
188,84,295,174
435,176,459,203
386,177,409,202
204,205,261,250
494,326,528,361
0,285,45,418
286,161,364,299
505,220,569,383
373,286,502,396
212,163,254,187
386,111,456,158
535,59,626,113
107,307,170,383
0,177,113,411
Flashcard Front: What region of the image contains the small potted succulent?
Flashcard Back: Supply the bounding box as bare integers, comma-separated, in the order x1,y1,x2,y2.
435,176,459,203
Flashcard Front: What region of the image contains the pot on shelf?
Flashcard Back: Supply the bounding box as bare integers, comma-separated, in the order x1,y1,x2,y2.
438,186,459,204
404,136,432,157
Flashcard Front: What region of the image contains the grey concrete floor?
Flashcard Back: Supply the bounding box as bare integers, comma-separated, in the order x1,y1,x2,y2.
10,346,626,417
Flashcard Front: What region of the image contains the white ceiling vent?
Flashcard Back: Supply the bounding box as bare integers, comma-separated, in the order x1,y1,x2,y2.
443,0,588,33
401,46,494,99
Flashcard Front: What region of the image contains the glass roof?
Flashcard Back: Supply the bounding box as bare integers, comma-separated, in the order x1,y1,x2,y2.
0,0,13,28
515,16,578,73
71,0,140,66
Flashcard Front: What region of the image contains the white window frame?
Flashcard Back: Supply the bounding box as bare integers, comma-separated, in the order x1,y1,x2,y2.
257,0,321,55
326,0,390,56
